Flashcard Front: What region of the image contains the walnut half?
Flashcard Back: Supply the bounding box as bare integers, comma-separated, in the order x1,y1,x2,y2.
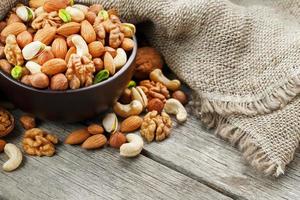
140,111,172,142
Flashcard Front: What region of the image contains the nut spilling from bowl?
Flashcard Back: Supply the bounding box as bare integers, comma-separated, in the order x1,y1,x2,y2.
0,1,135,90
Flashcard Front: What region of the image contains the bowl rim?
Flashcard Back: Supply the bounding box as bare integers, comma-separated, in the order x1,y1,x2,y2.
0,35,137,94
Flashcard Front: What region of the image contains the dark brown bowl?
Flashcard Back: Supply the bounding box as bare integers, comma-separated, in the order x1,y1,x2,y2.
0,36,137,122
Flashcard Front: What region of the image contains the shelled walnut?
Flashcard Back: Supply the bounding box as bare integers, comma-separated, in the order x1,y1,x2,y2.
66,54,95,89
31,11,62,29
22,128,58,156
4,34,24,66
139,80,170,102
0,107,14,137
140,111,172,142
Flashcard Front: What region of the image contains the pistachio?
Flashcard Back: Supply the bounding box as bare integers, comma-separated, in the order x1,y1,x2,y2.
131,87,148,108
98,10,109,20
127,80,136,88
121,23,136,38
72,4,89,14
25,61,41,74
11,66,23,80
65,6,85,22
94,69,109,84
58,9,71,23
114,48,127,69
16,6,35,22
22,41,46,60
102,113,118,133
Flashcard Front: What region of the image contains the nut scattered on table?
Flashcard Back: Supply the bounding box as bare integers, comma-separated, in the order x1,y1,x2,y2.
0,139,6,152
19,114,36,130
65,128,91,145
120,115,143,133
81,134,107,149
109,131,126,149
2,143,23,172
87,124,104,135
22,128,58,156
0,107,14,138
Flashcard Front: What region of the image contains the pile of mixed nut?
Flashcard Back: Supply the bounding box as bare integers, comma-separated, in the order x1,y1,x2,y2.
0,1,189,172
0,0,135,90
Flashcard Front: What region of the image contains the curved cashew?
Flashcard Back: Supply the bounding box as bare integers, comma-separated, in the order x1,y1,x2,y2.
114,48,127,69
120,134,144,157
3,143,23,172
113,100,143,118
72,35,89,57
164,98,187,123
131,87,148,108
102,113,118,133
150,69,181,91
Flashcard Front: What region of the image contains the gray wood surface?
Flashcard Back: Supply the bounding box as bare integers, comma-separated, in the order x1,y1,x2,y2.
0,110,230,200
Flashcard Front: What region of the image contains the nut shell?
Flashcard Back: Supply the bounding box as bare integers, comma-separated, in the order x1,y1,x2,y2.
81,134,107,149
120,116,143,133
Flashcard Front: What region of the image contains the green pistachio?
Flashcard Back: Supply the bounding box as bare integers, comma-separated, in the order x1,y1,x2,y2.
127,80,136,88
121,23,136,37
98,10,109,20
69,0,74,6
11,66,23,80
59,9,72,23
94,69,110,84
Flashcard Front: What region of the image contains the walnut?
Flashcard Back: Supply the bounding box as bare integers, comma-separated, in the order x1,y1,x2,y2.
31,12,61,30
109,25,124,48
0,107,14,137
140,111,172,142
139,80,170,102
93,16,106,44
22,128,58,157
19,114,36,130
4,34,24,66
66,54,95,89
133,47,164,79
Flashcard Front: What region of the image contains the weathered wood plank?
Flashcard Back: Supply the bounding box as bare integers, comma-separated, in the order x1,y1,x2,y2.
141,111,300,200
0,110,230,200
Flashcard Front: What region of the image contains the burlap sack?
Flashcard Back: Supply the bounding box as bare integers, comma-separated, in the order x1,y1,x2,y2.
2,0,300,176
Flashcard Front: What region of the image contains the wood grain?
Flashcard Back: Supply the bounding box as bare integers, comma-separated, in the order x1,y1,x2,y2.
0,110,230,200
141,111,300,200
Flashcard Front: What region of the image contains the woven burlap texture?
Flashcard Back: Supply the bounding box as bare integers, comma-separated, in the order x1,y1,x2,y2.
3,0,300,176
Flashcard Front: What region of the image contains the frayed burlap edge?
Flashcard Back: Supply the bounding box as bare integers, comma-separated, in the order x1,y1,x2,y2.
199,73,300,117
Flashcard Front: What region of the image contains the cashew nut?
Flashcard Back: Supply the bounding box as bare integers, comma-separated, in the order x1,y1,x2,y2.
114,48,127,69
104,52,116,75
164,98,187,123
3,143,23,172
72,35,89,57
131,87,148,108
150,69,181,91
113,100,143,118
120,134,144,157
102,112,118,133
25,61,41,74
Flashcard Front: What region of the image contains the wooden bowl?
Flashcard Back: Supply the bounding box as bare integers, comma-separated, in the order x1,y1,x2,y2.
0,37,137,122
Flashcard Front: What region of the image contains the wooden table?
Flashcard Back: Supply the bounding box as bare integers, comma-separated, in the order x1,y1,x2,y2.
0,105,299,200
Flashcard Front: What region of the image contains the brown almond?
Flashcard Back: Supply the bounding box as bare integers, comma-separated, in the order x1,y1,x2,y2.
29,0,47,8
88,41,105,58
87,124,104,135
65,128,90,145
1,22,26,39
34,26,57,45
52,38,68,59
81,134,107,149
43,0,68,12
65,46,76,63
41,58,67,75
57,22,81,37
0,139,6,153
37,49,55,65
17,31,33,49
120,116,143,133
6,14,22,25
81,20,96,44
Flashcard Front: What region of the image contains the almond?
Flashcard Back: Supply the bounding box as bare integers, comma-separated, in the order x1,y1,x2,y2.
65,128,90,144
43,0,68,12
65,46,76,63
41,58,67,75
85,11,96,24
88,41,105,58
34,26,56,45
37,49,55,65
16,31,33,49
87,124,104,135
52,38,68,59
120,116,143,133
57,22,81,37
6,14,22,25
81,134,107,149
1,22,26,39
80,20,96,44
29,0,46,8
0,139,6,153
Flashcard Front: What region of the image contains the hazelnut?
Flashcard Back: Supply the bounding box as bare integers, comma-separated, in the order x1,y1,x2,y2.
29,72,49,89
172,90,188,105
0,45,5,59
0,139,6,153
16,31,33,49
109,132,126,149
0,59,12,74
147,98,164,113
0,21,7,33
105,46,117,58
93,58,104,71
21,75,32,86
87,124,104,135
20,115,36,130
85,11,96,24
50,73,68,90
119,88,132,104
